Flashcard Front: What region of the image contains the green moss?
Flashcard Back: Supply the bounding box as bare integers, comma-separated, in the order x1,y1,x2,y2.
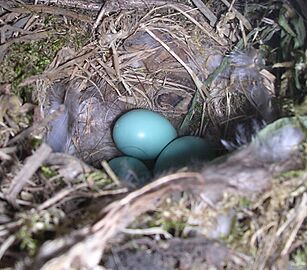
0,16,91,103
29,137,43,149
5,38,62,102
279,169,306,179
16,225,39,256
223,218,260,259
15,209,66,256
291,246,307,267
40,166,57,179
239,197,252,208
84,170,113,189
161,219,187,237
15,212,44,256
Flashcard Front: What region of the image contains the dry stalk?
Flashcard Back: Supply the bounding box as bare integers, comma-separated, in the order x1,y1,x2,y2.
191,0,217,26
143,27,209,100
219,0,252,30
101,160,121,186
7,4,92,23
121,227,172,239
0,235,16,261
93,5,107,31
37,183,88,211
5,143,52,207
280,192,307,256
20,50,98,86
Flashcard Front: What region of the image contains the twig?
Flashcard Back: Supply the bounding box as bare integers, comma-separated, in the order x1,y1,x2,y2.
219,0,252,30
0,235,16,260
93,4,107,31
5,143,52,207
168,4,227,46
101,160,121,186
239,19,247,48
36,0,102,11
8,4,92,23
0,147,16,161
121,227,172,239
143,27,210,100
37,183,88,211
281,193,307,256
93,171,203,231
89,188,128,198
191,0,217,26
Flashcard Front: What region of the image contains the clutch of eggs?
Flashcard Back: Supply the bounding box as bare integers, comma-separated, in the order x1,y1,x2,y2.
111,109,216,183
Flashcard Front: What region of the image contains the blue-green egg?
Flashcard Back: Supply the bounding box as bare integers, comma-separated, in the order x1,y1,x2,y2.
113,109,177,160
154,136,216,173
108,156,151,186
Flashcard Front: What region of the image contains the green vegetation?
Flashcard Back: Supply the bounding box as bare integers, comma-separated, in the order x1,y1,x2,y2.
0,16,90,103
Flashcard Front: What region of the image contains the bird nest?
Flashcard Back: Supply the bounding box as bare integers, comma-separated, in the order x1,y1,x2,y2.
0,1,306,270
34,1,276,166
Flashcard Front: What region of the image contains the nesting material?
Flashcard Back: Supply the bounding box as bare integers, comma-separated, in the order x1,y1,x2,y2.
0,1,305,270
43,5,275,166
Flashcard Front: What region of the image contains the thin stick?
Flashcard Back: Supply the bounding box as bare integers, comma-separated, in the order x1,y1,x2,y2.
281,193,307,256
93,5,107,31
9,4,92,23
37,183,88,211
121,227,172,239
219,0,252,30
191,0,217,26
143,27,210,100
0,235,16,260
101,160,121,186
168,4,227,46
6,143,52,207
